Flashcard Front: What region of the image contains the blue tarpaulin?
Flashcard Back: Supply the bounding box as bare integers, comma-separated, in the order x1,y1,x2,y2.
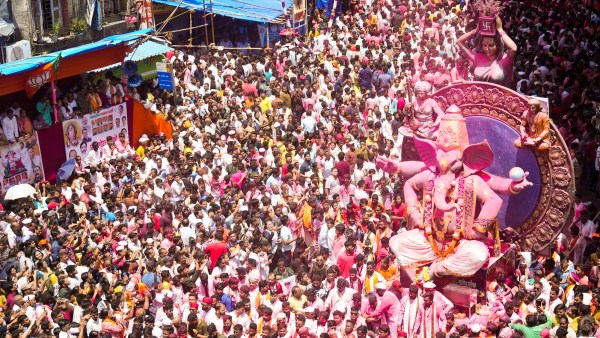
152,0,292,23
0,29,153,76
92,40,174,72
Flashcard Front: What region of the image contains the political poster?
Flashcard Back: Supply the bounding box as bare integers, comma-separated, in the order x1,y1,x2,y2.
63,103,129,160
293,0,306,22
0,133,45,194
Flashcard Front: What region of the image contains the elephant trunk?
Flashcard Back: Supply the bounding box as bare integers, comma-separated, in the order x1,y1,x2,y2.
433,172,458,212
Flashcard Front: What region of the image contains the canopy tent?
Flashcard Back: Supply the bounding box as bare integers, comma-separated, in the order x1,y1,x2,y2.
0,29,153,96
152,0,292,24
91,40,173,73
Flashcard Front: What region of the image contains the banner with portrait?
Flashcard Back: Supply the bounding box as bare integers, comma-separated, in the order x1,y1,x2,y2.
0,133,45,194
63,103,129,161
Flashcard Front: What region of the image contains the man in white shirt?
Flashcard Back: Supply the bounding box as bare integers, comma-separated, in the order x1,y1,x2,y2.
179,220,196,246
325,279,356,312
301,111,317,133
576,210,596,240
325,168,340,197
277,223,295,265
85,142,102,167
2,110,19,141
102,136,116,161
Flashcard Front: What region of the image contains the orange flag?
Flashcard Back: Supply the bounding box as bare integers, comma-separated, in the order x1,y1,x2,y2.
25,53,62,98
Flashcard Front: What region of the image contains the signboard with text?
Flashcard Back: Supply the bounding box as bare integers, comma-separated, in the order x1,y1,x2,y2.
0,133,45,194
63,103,129,161
156,62,173,90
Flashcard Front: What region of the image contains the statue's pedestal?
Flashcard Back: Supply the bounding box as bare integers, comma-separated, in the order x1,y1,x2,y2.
437,246,516,314
442,283,478,316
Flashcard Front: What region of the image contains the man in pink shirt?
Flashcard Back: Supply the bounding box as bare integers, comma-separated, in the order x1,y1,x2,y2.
337,241,357,278
114,133,134,157
331,223,347,263
368,283,401,338
231,163,247,189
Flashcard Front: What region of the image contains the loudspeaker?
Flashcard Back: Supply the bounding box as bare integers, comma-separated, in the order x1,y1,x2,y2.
128,74,143,87
123,60,139,76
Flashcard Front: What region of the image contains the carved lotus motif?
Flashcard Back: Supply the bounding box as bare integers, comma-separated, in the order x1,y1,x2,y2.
552,167,571,187
549,146,566,166
484,88,505,106
552,189,571,209
545,208,564,228
446,88,465,106
466,86,485,104
522,238,533,252
504,96,526,114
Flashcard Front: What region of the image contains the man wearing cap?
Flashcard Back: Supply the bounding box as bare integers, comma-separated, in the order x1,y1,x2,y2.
136,134,150,159
302,306,318,332
367,283,400,338
422,282,454,313
198,296,215,321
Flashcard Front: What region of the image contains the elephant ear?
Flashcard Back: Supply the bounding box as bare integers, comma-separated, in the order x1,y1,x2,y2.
413,137,437,171
462,140,494,176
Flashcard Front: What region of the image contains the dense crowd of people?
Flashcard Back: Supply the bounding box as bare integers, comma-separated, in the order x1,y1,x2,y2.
1,0,600,337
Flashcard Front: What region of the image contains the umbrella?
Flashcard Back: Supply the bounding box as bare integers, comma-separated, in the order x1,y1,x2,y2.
279,28,295,36
57,158,76,183
4,183,36,200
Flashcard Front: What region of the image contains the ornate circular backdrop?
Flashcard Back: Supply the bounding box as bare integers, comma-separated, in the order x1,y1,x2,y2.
427,82,575,252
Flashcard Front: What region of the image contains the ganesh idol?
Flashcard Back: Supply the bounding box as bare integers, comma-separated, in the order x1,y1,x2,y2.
376,105,532,278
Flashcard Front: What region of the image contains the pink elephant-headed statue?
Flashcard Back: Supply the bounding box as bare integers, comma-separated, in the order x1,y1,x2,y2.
376,104,532,279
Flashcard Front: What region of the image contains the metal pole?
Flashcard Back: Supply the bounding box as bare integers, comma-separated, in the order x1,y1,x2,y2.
203,0,208,46
209,0,215,46
188,10,193,46
51,80,58,123
169,63,179,104
304,0,308,37
266,23,270,49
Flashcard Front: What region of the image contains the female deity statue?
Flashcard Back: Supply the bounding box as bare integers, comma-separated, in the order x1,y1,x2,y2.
457,16,517,88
